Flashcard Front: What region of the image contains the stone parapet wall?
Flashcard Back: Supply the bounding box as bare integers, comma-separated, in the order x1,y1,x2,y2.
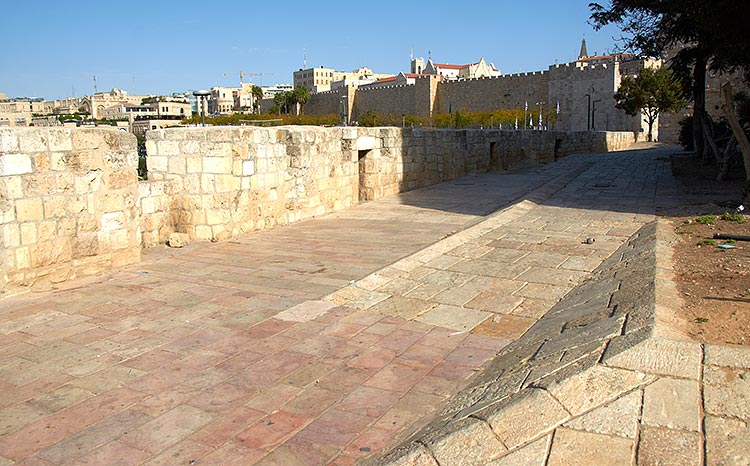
145,126,359,242
1,126,639,296
0,127,141,297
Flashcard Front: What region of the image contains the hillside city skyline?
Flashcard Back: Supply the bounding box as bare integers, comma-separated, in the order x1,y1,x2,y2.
2,0,624,100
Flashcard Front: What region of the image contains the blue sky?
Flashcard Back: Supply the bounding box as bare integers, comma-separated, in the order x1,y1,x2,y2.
1,0,623,100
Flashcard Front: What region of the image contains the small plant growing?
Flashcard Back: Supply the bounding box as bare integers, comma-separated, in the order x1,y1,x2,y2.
697,239,717,247
695,215,715,225
725,239,737,244
721,212,747,224
694,317,709,324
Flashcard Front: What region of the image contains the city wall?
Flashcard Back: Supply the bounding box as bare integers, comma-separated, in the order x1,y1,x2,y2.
0,128,141,297
438,72,549,114
1,126,639,297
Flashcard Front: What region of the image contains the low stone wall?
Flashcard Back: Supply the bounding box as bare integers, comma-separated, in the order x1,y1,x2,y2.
0,128,141,297
1,126,639,296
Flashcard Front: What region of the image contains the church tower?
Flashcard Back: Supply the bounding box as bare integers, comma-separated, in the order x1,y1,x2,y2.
578,37,589,60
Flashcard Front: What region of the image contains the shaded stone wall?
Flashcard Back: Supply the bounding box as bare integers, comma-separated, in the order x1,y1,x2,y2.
438,72,549,114
0,128,141,297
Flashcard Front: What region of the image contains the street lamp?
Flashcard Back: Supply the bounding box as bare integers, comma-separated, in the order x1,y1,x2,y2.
192,90,210,127
340,95,348,126
584,93,591,131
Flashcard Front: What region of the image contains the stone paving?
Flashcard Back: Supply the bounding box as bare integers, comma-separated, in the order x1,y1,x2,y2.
0,143,747,465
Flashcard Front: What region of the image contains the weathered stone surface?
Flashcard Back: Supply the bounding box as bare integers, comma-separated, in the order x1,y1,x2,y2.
168,232,189,248
415,304,490,331
546,428,633,466
427,418,507,466
544,365,649,416
705,344,750,369
637,426,701,466
486,435,549,466
603,338,702,380
275,300,337,323
703,366,750,419
642,377,701,431
563,389,642,438
479,389,569,449
705,416,750,466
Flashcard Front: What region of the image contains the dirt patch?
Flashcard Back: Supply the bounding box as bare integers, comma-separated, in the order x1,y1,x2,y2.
663,153,750,345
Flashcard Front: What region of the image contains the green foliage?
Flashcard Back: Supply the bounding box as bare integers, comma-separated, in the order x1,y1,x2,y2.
696,239,717,246
695,215,716,225
181,112,338,127
694,317,709,324
355,107,542,129
721,212,747,223
614,68,685,141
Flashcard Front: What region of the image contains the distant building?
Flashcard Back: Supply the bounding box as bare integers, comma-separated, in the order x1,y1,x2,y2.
260,84,293,99
420,57,501,80
293,66,393,93
81,89,149,119
363,72,435,89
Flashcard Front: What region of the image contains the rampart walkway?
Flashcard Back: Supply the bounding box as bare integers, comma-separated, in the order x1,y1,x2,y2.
0,143,746,465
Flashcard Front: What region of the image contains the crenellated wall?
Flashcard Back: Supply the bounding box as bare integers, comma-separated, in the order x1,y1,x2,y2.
1,126,639,297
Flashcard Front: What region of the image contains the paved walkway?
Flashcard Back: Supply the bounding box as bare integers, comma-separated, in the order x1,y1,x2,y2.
0,143,746,465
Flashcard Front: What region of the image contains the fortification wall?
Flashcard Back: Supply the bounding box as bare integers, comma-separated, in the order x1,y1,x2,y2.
437,72,549,114
145,126,359,242
1,126,639,296
352,85,417,120
0,127,141,297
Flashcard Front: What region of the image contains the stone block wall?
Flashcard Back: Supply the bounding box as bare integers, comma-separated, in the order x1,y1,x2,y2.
0,126,639,297
0,127,141,297
438,72,549,114
145,126,359,242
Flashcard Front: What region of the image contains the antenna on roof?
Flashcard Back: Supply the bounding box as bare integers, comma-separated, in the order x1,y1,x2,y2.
410,47,413,61
93,75,97,94
303,49,307,69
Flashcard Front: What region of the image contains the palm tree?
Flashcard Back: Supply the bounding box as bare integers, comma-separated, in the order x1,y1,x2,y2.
251,85,263,114
292,86,310,115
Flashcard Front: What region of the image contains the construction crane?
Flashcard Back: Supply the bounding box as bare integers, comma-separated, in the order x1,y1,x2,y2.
223,71,274,87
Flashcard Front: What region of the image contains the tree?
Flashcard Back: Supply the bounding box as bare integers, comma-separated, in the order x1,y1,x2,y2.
292,86,310,115
251,85,263,114
589,0,750,159
614,67,685,141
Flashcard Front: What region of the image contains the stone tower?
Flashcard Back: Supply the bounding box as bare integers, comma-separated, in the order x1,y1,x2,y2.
579,37,589,60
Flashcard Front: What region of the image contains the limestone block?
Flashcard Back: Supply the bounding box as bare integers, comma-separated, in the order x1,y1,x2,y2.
544,364,651,417
38,220,57,242
16,198,44,222
704,344,750,368
195,225,213,240
14,246,30,270
428,418,508,466
45,129,72,152
0,129,20,153
74,171,103,195
141,197,156,215
0,154,33,176
30,239,71,267
3,176,23,199
186,156,201,174
145,140,157,156
71,129,106,150
43,195,67,219
203,157,232,175
179,139,200,154
704,416,750,466
603,337,702,379
642,377,700,431
703,365,750,419
479,388,570,448
148,155,167,173
637,426,700,466
214,174,240,193
3,223,20,248
20,222,37,245
100,212,126,231
72,232,99,258
168,156,186,175
242,160,255,176
156,140,180,157
168,232,189,248
110,229,130,249
547,428,633,466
